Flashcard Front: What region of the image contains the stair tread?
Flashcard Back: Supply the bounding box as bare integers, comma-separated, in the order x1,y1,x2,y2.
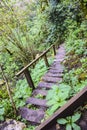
54,59,64,62
33,89,47,96
19,107,44,124
48,69,63,74
26,97,47,107
44,72,63,77
37,81,56,89
42,76,62,83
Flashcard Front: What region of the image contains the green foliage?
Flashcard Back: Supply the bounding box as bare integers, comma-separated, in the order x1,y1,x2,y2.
24,125,35,130
46,84,70,115
13,79,32,108
31,59,47,86
0,105,5,121
31,57,54,86
0,0,87,128
65,19,87,55
0,85,8,99
0,53,20,84
63,18,87,93
74,80,87,94
0,99,14,120
57,112,81,130
63,69,79,87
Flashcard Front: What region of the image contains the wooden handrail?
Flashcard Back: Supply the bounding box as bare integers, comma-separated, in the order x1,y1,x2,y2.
16,43,56,76
16,39,59,89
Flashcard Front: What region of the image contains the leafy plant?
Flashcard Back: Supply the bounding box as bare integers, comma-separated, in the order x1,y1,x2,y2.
13,79,32,108
31,57,54,86
0,99,14,120
57,112,81,130
46,84,70,115
24,125,35,130
0,105,5,121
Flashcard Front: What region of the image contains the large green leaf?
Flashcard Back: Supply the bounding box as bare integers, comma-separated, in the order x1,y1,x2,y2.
66,124,72,130
72,113,81,122
57,118,67,124
72,123,81,130
0,115,4,121
0,108,4,115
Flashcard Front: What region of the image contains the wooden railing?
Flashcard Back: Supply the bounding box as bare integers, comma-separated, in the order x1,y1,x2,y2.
16,40,59,89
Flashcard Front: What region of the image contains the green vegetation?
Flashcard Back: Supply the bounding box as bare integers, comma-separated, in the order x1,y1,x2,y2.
0,0,87,129
31,57,54,86
46,0,87,117
46,84,70,115
57,112,81,130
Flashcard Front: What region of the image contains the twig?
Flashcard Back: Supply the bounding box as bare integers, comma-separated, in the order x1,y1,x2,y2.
0,65,17,115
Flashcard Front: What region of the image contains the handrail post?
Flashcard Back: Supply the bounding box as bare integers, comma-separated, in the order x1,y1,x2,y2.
53,45,56,55
44,54,49,67
24,69,35,90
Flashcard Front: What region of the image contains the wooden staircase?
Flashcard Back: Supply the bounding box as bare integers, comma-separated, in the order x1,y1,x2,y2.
18,44,66,125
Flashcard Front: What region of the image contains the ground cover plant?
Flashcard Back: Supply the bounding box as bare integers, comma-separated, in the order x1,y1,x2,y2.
57,112,81,130
46,84,71,115
56,102,87,130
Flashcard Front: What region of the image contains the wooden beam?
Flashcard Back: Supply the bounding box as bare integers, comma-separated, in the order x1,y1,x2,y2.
36,86,87,130
53,45,56,55
44,54,49,67
24,69,35,89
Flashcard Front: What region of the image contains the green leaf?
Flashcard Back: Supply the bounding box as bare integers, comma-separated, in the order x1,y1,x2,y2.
47,99,56,106
50,104,59,113
66,124,72,130
72,123,81,130
0,115,4,121
57,118,67,124
0,108,4,115
72,113,81,122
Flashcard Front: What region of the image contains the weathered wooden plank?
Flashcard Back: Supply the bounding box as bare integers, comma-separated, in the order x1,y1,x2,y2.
36,86,87,130
37,82,56,89
44,72,63,78
53,45,56,55
44,54,49,67
24,69,35,89
42,76,62,83
19,107,44,124
50,65,64,70
33,89,47,96
54,59,64,62
26,97,47,107
48,69,63,74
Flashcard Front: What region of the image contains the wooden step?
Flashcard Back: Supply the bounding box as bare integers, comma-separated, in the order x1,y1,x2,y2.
54,59,64,62
44,72,63,78
26,97,47,107
42,76,62,83
50,64,64,69
32,89,47,96
49,66,64,70
37,82,55,89
48,69,63,74
19,107,44,124
56,55,65,58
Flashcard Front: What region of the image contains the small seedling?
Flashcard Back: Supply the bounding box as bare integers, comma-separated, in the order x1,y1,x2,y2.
57,112,81,130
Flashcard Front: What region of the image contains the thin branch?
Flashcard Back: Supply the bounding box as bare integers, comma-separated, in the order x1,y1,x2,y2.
0,65,17,115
